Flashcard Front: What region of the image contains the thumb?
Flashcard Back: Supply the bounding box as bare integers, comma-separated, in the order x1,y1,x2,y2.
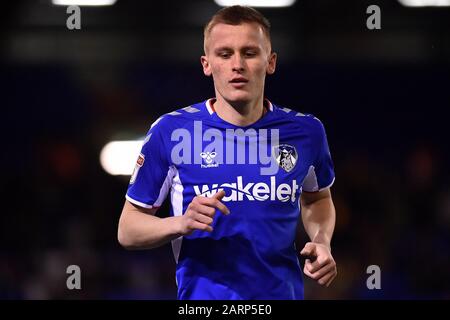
213,189,226,201
300,242,317,257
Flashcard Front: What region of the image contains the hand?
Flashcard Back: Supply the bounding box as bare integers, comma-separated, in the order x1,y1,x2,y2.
300,242,337,287
178,190,230,235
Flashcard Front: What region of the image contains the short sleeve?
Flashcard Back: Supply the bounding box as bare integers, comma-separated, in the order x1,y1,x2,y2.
302,119,336,192
125,117,174,208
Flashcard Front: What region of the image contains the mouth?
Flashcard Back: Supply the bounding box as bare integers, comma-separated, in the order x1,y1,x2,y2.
229,77,249,88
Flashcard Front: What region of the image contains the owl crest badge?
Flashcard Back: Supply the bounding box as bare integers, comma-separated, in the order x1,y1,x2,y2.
274,144,298,172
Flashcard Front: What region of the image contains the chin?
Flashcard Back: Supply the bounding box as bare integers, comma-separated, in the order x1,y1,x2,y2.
225,91,253,104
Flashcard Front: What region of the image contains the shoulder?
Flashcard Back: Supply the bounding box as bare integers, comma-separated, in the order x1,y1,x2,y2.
146,100,211,133
271,101,327,134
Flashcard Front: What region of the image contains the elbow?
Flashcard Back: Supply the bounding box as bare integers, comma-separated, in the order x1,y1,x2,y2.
117,222,136,250
117,229,130,249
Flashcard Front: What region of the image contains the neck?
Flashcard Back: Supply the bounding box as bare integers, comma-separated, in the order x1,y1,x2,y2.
212,95,266,127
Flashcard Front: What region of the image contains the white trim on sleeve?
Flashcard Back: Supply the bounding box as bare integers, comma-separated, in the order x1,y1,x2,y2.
125,194,154,209
125,166,176,209
153,166,176,207
302,165,335,192
302,165,319,192
318,176,335,192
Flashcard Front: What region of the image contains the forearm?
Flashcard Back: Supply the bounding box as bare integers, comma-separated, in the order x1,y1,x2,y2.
118,212,182,250
301,196,336,249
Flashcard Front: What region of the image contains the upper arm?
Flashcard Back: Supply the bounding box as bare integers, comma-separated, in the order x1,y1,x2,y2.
118,200,159,248
122,200,159,217
118,200,158,233
125,116,173,209
301,187,332,207
302,118,335,192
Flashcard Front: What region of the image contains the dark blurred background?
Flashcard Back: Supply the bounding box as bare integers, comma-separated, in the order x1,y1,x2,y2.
0,0,449,299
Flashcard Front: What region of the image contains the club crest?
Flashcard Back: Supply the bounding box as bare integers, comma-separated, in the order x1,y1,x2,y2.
274,144,298,172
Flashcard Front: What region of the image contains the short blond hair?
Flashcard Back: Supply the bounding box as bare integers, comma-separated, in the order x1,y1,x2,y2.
204,6,271,47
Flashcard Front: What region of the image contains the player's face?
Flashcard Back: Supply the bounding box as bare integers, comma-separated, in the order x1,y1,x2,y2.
201,22,277,106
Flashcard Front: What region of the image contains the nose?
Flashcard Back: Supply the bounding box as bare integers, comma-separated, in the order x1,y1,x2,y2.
231,54,245,72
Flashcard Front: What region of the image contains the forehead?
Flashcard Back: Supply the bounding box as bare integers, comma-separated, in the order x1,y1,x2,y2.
207,22,269,49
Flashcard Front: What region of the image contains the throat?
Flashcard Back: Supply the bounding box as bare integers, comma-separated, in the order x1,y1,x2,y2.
211,98,268,127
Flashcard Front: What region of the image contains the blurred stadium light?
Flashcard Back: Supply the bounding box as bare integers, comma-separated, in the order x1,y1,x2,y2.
52,0,117,6
100,140,143,176
214,0,296,7
398,0,450,6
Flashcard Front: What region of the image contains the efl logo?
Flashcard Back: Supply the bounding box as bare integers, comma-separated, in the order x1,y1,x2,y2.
130,153,145,184
136,153,145,167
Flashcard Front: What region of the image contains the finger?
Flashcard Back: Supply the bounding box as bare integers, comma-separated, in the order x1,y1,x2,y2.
309,262,335,281
300,242,316,257
304,259,313,273
303,264,314,279
199,194,230,215
304,260,337,285
191,221,213,233
308,260,322,273
309,256,331,273
213,189,226,200
306,260,321,273
304,259,318,275
193,212,214,225
317,270,336,286
325,273,337,287
213,199,230,215
304,258,311,267
196,204,217,217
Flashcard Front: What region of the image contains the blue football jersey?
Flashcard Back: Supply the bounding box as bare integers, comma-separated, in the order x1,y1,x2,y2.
126,98,335,300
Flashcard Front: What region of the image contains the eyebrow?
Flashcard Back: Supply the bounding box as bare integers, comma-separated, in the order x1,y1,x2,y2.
214,45,261,53
241,46,260,51
214,47,233,53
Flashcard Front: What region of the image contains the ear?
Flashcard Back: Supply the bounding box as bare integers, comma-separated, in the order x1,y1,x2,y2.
266,52,277,75
201,55,212,76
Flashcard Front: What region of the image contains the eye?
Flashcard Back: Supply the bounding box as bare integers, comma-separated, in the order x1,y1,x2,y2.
244,51,257,57
218,52,231,59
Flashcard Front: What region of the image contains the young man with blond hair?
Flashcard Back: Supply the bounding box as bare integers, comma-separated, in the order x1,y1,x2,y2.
118,6,337,300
